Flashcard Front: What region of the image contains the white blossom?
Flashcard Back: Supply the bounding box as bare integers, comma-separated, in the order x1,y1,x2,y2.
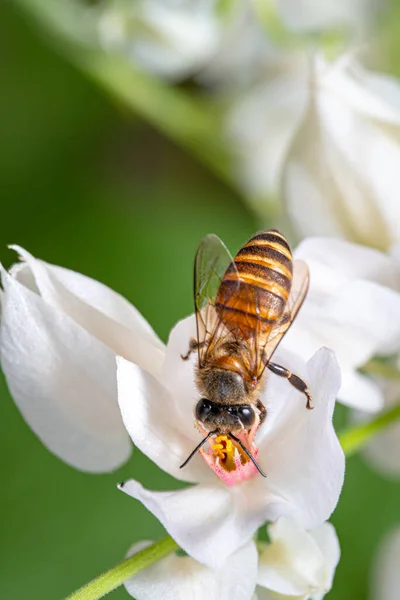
124,539,258,600
117,314,344,568
97,0,220,81
370,526,400,600
228,52,400,250
226,52,309,207
254,517,340,600
0,246,344,569
122,519,339,600
283,237,400,412
283,54,400,250
0,246,164,472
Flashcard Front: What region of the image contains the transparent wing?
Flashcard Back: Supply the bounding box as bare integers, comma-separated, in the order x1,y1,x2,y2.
255,259,310,378
194,234,239,367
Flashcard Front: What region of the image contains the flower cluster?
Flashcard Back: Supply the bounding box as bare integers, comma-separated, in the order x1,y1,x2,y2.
89,0,400,253
2,1,400,597
0,240,347,596
1,218,399,597
123,517,340,600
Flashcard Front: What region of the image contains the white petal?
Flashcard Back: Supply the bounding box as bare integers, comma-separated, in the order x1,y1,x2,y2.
227,53,309,200
391,243,400,264
98,0,220,81
323,58,400,126
309,522,341,591
124,538,258,600
257,348,345,529
320,103,400,249
252,589,304,600
117,356,213,484
283,102,395,249
371,526,400,600
0,267,131,472
294,238,400,290
258,520,324,595
118,478,287,570
284,271,400,409
119,479,237,569
8,261,39,293
257,346,310,436
162,314,201,431
257,518,339,597
10,246,165,379
283,57,400,250
314,280,400,362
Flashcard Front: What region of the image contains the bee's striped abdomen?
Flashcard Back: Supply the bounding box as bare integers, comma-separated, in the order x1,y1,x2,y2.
215,230,293,337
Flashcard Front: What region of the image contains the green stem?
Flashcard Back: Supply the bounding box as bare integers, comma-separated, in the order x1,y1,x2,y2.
361,358,400,381
339,402,400,456
65,536,178,600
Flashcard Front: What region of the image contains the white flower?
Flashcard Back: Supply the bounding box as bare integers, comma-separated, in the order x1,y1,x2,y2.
283,237,400,412
122,519,339,600
370,526,400,600
97,0,220,81
0,245,344,570
228,52,400,250
0,246,164,472
255,517,340,600
227,52,309,210
283,54,400,251
117,314,344,568
124,539,258,600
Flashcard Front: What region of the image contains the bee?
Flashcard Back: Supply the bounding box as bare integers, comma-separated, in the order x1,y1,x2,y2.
180,229,311,476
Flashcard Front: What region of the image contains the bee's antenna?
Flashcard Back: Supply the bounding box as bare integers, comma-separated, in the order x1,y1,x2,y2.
180,429,218,469
229,433,267,478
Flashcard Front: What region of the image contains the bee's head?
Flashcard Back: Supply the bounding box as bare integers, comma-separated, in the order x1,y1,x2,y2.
195,398,256,431
179,410,266,480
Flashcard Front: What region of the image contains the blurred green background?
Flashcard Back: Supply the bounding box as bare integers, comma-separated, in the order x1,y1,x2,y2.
0,3,399,599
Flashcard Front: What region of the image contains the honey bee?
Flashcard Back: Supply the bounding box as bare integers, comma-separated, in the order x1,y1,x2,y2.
180,229,311,476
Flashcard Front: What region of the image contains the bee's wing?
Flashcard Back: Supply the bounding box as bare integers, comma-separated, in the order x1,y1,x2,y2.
255,259,310,378
194,234,239,367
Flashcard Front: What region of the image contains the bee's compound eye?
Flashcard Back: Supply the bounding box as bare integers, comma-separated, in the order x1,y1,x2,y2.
195,399,213,422
237,405,255,427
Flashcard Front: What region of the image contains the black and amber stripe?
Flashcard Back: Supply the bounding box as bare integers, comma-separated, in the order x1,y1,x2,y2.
215,230,293,337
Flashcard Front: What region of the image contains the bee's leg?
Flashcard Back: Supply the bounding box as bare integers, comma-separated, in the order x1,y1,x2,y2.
181,338,202,360
256,400,267,425
267,362,313,410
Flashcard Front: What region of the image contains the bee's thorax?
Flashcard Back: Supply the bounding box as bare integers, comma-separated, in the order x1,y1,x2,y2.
196,363,247,405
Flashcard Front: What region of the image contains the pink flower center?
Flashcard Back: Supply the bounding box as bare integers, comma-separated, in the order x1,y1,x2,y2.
199,433,260,486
